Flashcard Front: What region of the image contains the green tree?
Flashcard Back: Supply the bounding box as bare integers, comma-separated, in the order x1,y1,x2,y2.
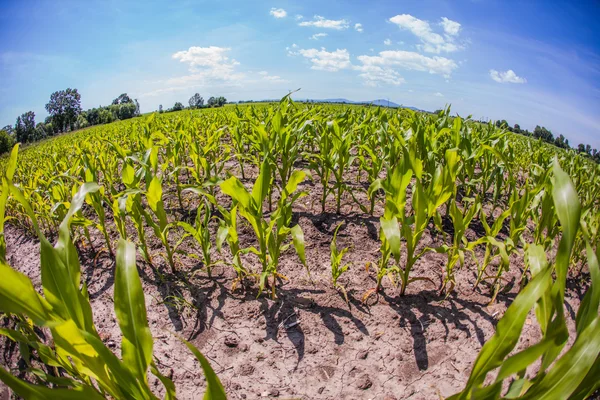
172,102,184,111
0,129,15,154
33,123,48,141
1,125,14,136
188,93,204,109
158,104,163,114
112,93,133,105
554,134,569,149
207,96,216,107
76,114,89,129
15,111,36,143
98,108,115,124
45,88,82,132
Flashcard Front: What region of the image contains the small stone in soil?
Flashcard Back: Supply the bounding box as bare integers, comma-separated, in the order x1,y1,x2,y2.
238,364,255,376
356,374,372,390
224,335,239,348
357,350,369,360
261,389,279,397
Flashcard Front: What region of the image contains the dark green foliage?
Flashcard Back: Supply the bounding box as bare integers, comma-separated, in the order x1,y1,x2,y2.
207,96,227,107
0,129,15,154
112,93,133,105
189,93,204,109
15,111,36,143
45,88,82,132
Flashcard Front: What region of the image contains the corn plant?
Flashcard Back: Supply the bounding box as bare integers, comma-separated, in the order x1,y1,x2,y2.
176,198,219,278
473,207,511,289
330,223,351,302
329,120,355,214
143,176,177,273
220,159,307,297
435,197,481,295
451,159,599,399
305,121,334,213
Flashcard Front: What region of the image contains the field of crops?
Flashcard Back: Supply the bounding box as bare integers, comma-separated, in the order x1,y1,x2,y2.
0,97,598,399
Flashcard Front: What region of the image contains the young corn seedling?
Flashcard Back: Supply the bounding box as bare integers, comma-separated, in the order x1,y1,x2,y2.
305,122,334,213
216,204,248,290
143,176,177,273
0,147,226,398
330,223,351,303
472,206,511,289
435,197,481,296
220,158,307,298
329,121,356,214
176,198,219,278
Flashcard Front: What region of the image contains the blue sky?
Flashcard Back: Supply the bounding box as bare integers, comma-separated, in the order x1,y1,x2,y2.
1,0,599,148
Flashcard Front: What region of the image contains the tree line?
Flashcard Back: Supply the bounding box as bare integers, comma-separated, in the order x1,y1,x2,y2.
492,119,600,163
0,89,141,154
157,93,227,114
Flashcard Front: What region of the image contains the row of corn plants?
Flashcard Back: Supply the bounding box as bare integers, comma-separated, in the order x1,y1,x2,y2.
0,145,226,398
0,97,598,397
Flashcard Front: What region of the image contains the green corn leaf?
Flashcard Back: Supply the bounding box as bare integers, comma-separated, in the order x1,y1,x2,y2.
114,239,154,382
220,176,252,211
568,356,600,400
151,361,177,400
380,217,401,265
178,336,227,400
452,263,552,398
5,143,20,182
551,158,581,291
251,158,271,208
147,177,163,212
290,224,306,266
575,242,600,334
0,365,104,400
122,163,136,186
520,317,600,400
0,262,49,325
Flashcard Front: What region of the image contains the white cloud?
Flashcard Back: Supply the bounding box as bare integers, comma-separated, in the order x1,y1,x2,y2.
384,39,392,46
296,47,352,71
310,33,328,40
357,50,458,78
434,92,444,97
258,71,289,83
440,17,461,36
295,14,304,20
354,23,363,32
389,14,463,53
269,8,287,18
140,46,246,97
286,43,299,56
489,69,527,84
299,15,349,30
170,46,244,85
354,65,405,86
